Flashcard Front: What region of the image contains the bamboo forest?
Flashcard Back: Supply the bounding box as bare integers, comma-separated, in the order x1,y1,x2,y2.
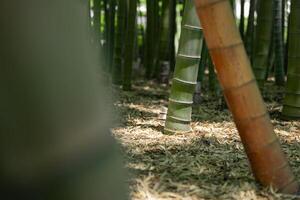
2,0,300,199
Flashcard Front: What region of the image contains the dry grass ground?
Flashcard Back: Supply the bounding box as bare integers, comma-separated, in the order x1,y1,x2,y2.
112,81,300,200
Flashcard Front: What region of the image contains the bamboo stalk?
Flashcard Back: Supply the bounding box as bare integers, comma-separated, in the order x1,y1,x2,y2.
194,41,209,105
156,0,171,82
92,0,101,46
282,0,300,120
123,0,137,91
145,0,156,78
107,0,116,72
239,0,245,38
169,0,177,72
194,0,299,194
245,0,256,61
252,0,273,86
208,54,219,95
273,0,285,86
164,0,203,134
112,0,126,85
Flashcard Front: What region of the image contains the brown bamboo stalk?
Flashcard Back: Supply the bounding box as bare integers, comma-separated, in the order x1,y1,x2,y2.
193,0,299,194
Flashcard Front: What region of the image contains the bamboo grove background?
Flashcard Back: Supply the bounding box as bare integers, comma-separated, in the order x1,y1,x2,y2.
90,0,299,121
0,0,299,199
89,1,300,193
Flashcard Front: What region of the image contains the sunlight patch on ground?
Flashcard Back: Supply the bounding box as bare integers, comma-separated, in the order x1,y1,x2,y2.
113,81,300,200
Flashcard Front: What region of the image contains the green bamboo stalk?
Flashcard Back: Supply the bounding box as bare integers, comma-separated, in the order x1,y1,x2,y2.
156,0,171,82
89,0,93,33
145,0,156,78
230,0,236,17
208,55,219,96
164,0,203,134
239,0,245,38
92,0,101,46
194,41,208,105
169,0,176,72
282,0,286,41
197,41,208,83
252,0,273,86
112,0,126,85
245,0,256,61
273,0,285,86
266,34,275,81
123,0,137,91
137,0,146,68
107,0,116,72
103,0,109,70
284,11,291,72
282,0,300,119
138,5,145,70
153,0,160,74
193,40,209,106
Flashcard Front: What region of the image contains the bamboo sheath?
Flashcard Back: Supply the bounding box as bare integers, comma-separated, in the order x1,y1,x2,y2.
164,0,203,134
194,0,299,193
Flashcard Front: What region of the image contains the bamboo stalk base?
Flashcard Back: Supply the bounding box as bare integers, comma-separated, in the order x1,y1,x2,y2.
163,127,193,135
281,105,300,120
164,117,192,134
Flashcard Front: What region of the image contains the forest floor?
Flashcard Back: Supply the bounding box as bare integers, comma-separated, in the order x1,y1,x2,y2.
112,80,300,200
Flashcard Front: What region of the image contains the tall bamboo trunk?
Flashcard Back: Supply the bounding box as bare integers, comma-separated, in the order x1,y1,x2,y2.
152,0,161,78
194,41,209,105
103,0,110,72
245,0,256,61
169,0,177,72
145,0,156,78
208,55,219,95
92,0,101,46
123,0,137,90
112,0,126,85
107,0,116,72
135,0,144,66
164,0,203,134
273,0,285,86
230,0,235,17
194,0,299,194
252,0,273,86
239,0,245,39
198,41,209,84
156,0,171,83
282,0,300,120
